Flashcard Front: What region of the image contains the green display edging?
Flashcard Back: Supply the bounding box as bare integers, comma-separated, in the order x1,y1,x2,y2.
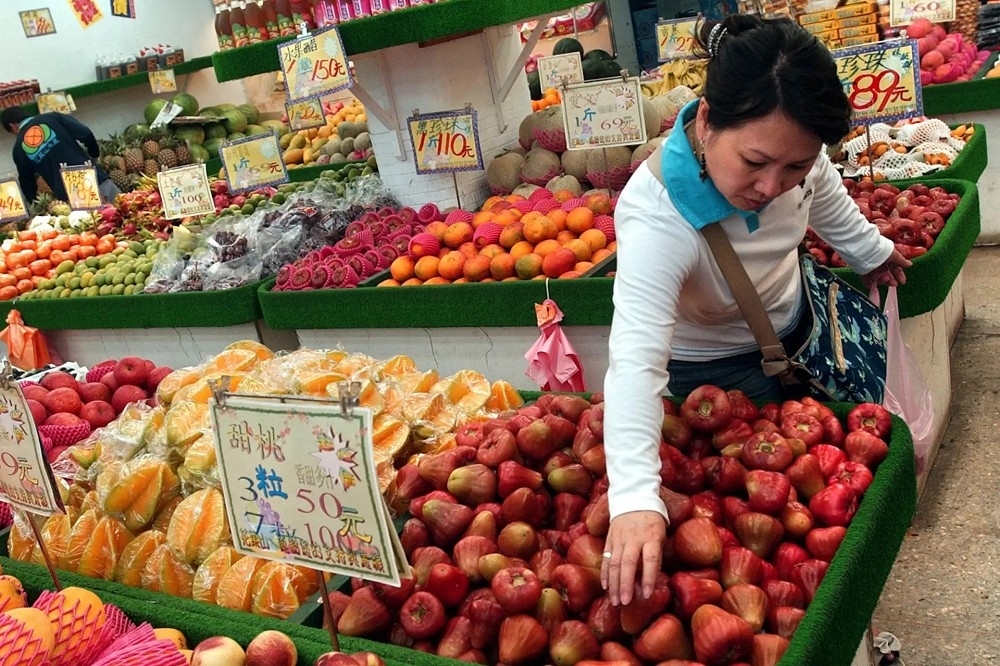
936,123,987,185
288,159,368,183
0,406,914,666
257,179,978,329
211,0,583,82
21,57,215,115
923,76,1000,116
0,279,266,331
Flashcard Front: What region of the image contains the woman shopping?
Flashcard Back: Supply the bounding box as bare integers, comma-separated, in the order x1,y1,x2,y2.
600,14,912,607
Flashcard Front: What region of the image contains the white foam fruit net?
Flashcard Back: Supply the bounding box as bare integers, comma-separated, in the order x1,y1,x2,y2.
835,118,967,180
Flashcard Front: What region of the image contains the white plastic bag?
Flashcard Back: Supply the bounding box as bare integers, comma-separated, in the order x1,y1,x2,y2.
874,286,935,475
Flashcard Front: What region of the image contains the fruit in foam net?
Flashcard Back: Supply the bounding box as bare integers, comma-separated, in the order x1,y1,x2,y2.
0,607,55,666
34,586,107,666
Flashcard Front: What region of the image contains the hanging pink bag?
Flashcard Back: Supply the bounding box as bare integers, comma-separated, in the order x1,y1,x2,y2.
873,286,935,475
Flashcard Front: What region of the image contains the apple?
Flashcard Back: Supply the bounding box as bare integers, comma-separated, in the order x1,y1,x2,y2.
40,371,78,392
244,630,296,666
21,385,48,403
43,388,82,416
111,385,149,414
113,356,150,387
100,372,119,392
26,399,47,426
145,366,173,394
43,412,85,427
78,382,112,404
79,401,116,430
191,635,246,666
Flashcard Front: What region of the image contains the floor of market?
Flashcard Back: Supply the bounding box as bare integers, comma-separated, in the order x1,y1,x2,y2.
872,245,1000,664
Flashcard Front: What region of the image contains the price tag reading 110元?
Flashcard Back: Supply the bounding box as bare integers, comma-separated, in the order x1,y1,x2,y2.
279,25,352,102
408,107,483,174
833,39,923,126
209,389,410,586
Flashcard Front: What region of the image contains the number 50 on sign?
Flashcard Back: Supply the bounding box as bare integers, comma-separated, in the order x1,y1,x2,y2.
833,39,923,126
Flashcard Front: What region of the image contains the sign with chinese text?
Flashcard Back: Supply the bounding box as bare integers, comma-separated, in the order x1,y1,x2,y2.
279,26,352,102
890,0,954,26
67,0,104,28
833,39,922,126
657,18,700,61
19,9,56,38
537,53,584,89
286,97,326,131
0,378,62,516
157,163,214,220
111,0,137,18
0,179,29,224
210,394,409,585
220,133,290,193
407,108,483,174
60,165,102,210
37,92,73,115
561,77,647,150
149,69,177,94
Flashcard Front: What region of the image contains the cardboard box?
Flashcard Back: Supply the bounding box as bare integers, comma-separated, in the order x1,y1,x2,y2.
838,13,875,27
799,9,837,23
815,28,841,48
834,2,875,17
802,18,839,33
838,23,878,38
839,34,878,46
164,49,185,67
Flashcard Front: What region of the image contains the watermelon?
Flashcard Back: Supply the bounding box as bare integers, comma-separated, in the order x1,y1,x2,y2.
203,138,225,159
221,108,248,134
173,125,205,145
143,99,168,126
188,144,210,162
170,92,200,116
204,122,228,140
584,49,614,61
123,123,150,140
236,103,260,124
553,37,584,56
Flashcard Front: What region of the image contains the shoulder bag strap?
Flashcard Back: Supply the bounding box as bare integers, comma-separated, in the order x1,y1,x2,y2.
643,145,791,377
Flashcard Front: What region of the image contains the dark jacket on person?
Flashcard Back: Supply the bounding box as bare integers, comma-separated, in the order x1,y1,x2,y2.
11,112,110,201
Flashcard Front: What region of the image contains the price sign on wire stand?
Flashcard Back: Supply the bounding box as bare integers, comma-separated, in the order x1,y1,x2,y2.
36,91,74,115
0,178,30,224
656,17,701,62
537,53,584,89
561,75,648,150
157,162,214,220
60,163,102,210
220,133,289,194
209,382,411,588
408,106,483,175
286,96,326,131
279,25,352,102
890,0,954,27
833,39,923,126
149,68,177,94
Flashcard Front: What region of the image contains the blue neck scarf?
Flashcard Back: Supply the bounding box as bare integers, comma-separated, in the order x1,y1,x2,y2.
661,100,760,233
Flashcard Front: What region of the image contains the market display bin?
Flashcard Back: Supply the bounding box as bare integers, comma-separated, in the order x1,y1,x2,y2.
0,405,915,666
937,123,988,184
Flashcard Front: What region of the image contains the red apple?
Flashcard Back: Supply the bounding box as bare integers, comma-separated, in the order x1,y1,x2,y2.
21,385,48,403
100,372,119,392
26,399,47,426
79,400,116,430
77,382,112,404
39,371,78,392
113,356,150,387
43,387,82,416
111,385,148,414
145,366,174,393
43,412,84,427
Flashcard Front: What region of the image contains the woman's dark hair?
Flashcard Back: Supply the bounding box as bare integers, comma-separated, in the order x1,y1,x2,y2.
696,15,850,145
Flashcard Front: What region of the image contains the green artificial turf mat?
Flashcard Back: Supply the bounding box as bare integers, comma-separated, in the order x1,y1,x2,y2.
938,124,988,185
923,76,1000,115
212,0,583,82
0,279,266,330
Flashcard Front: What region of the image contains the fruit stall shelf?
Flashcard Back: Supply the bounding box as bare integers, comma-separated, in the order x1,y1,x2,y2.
937,123,988,184
20,56,215,115
203,157,369,183
210,0,584,82
923,74,1000,116
0,406,916,666
0,279,266,331
257,179,979,329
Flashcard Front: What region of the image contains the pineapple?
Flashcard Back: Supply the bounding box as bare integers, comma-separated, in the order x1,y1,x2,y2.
175,143,191,165
29,192,55,217
157,148,178,169
109,168,131,191
123,144,145,174
143,159,160,177
142,138,160,160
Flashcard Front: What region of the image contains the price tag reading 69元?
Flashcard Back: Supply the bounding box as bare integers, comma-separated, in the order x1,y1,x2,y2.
0,379,62,516
833,39,922,126
279,25,352,102
210,393,409,585
561,76,648,151
158,163,214,220
220,133,290,194
60,165,102,210
0,179,29,224
656,18,700,62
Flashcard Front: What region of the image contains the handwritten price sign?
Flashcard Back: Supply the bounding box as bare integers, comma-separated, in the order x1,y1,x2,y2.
36,92,73,115
890,0,954,26
286,97,326,131
0,179,29,224
0,378,62,516
408,108,483,174
157,163,214,220
561,77,647,151
60,165,102,210
537,53,584,89
210,394,409,585
149,69,177,94
834,39,922,126
279,25,352,102
657,18,700,62
220,133,289,194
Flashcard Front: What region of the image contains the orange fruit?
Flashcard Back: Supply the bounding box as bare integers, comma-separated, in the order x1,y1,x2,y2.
580,228,609,253
401,277,424,286
560,270,584,279
533,239,561,258
498,222,525,249
413,255,440,281
377,278,400,287
575,261,596,273
515,253,544,280
547,209,568,230
509,240,535,260
542,247,579,278
555,230,576,244
479,243,504,259
463,254,492,282
216,555,268,612
424,276,451,285
472,210,495,228
523,216,559,244
591,247,614,263
115,530,166,587
38,587,106,665
438,251,467,280
442,221,474,249
192,546,244,605
424,220,448,240
584,192,614,215
607,240,617,252
489,253,517,281
481,195,505,212
77,515,134,580
166,487,231,567
458,241,478,260
566,206,596,234
562,238,593,263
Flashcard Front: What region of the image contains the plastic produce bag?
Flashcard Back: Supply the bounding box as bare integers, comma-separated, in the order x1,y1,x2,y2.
0,310,52,371
875,286,934,474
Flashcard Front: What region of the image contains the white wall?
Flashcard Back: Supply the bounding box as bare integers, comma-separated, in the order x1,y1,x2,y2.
0,0,248,173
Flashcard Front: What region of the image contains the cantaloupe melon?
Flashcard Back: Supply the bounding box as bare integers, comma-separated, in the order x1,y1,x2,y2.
519,113,543,151
585,146,633,191
640,96,662,145
531,106,567,153
486,152,526,195
520,147,562,187
546,174,583,196
513,183,542,198
561,150,590,184
630,137,665,173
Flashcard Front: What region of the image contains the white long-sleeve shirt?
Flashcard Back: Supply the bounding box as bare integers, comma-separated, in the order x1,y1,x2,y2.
603,102,895,522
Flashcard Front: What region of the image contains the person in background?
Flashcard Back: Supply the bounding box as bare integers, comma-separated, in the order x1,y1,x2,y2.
600,14,912,607
2,107,119,204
